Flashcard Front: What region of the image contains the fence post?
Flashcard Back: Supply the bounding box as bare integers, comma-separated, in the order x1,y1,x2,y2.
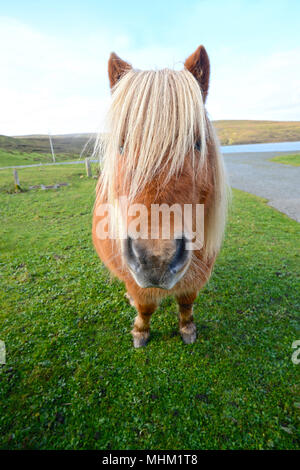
85,158,92,177
13,169,21,191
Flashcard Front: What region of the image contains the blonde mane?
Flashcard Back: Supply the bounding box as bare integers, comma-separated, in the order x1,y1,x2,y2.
94,67,229,259
96,68,208,202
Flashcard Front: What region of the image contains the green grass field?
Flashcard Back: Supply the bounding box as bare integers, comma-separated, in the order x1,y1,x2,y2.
0,164,299,450
270,154,300,167
0,149,82,167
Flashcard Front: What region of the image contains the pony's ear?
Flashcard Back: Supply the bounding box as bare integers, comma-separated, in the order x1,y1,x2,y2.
184,45,210,101
108,52,132,88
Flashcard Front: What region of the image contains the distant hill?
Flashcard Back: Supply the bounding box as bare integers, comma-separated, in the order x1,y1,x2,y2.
1,121,300,158
0,133,96,156
213,120,300,145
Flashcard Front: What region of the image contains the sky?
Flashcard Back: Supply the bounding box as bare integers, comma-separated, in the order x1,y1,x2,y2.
0,0,299,135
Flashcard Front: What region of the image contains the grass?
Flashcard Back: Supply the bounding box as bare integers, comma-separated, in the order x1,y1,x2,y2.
0,134,96,167
0,149,84,167
270,154,300,167
0,163,299,450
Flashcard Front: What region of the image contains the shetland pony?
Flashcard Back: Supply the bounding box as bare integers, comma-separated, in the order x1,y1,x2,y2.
92,46,228,347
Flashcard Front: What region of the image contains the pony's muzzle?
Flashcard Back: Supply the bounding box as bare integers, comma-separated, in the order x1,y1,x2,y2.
123,236,191,289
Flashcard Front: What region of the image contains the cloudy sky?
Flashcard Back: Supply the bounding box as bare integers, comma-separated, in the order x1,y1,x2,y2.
1,0,299,135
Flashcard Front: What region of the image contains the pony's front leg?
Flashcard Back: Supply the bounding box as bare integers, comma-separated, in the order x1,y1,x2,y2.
131,302,157,348
176,293,197,344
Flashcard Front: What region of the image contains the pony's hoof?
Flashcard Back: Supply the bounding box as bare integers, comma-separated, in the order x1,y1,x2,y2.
180,323,196,344
132,330,149,348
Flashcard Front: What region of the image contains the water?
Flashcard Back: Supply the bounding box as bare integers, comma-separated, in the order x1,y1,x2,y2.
221,141,300,153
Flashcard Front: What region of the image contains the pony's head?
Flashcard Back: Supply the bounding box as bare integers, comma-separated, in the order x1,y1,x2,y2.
95,46,228,290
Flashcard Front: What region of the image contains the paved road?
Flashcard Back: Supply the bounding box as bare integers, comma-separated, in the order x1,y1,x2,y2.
224,150,300,223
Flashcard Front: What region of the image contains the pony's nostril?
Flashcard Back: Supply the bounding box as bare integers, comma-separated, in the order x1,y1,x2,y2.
124,237,141,273
176,238,186,258
127,236,133,258
169,238,189,274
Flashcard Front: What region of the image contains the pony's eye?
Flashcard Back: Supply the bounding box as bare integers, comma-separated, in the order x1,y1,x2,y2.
194,141,201,152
